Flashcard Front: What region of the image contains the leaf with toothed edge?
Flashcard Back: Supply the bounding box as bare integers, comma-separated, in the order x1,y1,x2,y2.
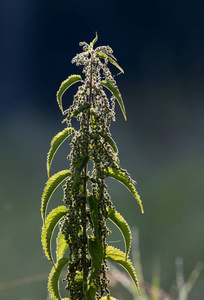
57,75,82,114
99,133,118,155
96,52,124,74
56,231,68,262
101,80,126,121
41,170,71,223
104,168,144,214
106,245,141,295
107,56,124,74
41,206,67,264
47,128,74,178
48,257,68,300
107,207,131,258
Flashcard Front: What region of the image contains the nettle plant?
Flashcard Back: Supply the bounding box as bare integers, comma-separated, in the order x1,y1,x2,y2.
41,33,144,300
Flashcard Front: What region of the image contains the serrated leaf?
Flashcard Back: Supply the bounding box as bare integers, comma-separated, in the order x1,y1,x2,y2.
107,207,131,258
107,56,124,74
41,170,71,222
56,231,68,261
101,80,126,121
42,206,67,264
99,133,118,155
104,168,144,214
87,195,99,238
48,257,68,300
57,75,82,114
106,245,140,295
88,237,103,282
96,52,124,81
90,32,98,48
96,50,117,62
47,128,74,178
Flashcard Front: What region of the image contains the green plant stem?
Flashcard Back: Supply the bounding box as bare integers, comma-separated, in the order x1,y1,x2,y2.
83,53,93,195
82,54,93,297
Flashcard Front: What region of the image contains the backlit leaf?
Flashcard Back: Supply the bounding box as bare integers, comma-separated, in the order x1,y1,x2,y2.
88,237,103,282
97,51,118,63
99,133,118,155
47,128,74,178
48,257,68,300
101,80,126,120
90,32,98,48
96,52,106,59
104,168,144,214
108,52,117,61
57,75,82,114
107,207,131,257
41,170,71,222
56,231,68,261
41,206,67,264
106,246,140,295
107,57,124,74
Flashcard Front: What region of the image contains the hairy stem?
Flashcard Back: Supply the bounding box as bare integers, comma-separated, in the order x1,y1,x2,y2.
83,54,93,194
82,54,93,296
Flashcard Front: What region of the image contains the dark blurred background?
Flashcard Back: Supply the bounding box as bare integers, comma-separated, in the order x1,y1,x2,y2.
0,0,204,299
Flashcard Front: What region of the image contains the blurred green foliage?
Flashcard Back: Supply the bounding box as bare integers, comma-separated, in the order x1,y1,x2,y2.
107,228,203,300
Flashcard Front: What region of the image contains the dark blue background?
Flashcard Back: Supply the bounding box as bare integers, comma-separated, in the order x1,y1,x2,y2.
1,0,204,113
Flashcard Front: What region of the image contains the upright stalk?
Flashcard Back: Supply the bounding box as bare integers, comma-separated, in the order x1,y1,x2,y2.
81,54,93,297
83,53,93,195
41,33,144,300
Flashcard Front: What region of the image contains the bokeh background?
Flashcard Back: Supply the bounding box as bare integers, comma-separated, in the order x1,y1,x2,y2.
0,0,204,299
